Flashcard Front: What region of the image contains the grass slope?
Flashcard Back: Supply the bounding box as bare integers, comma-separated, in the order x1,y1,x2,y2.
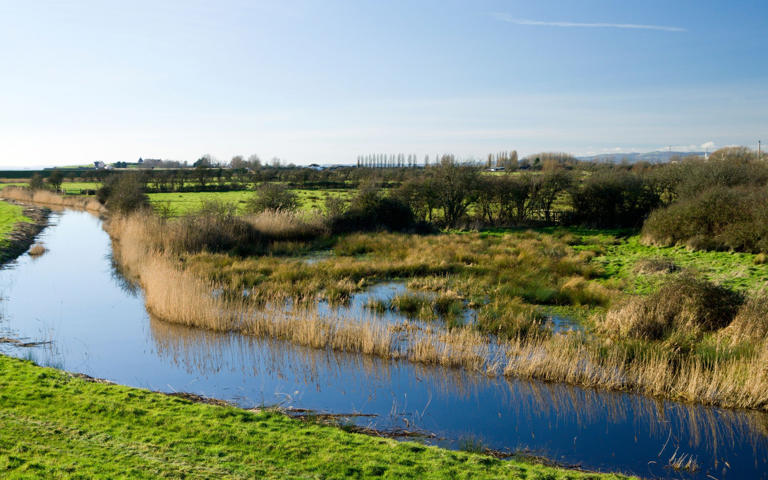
0,356,630,480
0,201,30,247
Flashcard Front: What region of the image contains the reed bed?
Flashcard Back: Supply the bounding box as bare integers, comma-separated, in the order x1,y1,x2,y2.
0,186,104,213
105,211,768,412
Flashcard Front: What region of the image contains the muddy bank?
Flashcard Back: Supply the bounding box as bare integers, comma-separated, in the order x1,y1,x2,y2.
0,203,49,265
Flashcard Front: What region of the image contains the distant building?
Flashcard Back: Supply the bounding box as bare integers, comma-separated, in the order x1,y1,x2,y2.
94,161,106,169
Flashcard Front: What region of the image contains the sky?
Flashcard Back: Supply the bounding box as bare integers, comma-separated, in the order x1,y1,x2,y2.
1,0,767,167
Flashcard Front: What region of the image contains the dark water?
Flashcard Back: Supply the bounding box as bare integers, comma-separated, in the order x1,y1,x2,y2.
1,210,766,480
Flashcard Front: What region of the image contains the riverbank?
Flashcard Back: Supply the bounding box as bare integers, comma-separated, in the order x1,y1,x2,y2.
0,200,48,265
0,355,632,479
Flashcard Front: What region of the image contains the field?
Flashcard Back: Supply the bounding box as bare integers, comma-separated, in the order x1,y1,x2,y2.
0,355,630,479
148,189,353,216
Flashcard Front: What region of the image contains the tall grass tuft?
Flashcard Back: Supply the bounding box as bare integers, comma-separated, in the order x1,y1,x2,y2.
601,273,743,340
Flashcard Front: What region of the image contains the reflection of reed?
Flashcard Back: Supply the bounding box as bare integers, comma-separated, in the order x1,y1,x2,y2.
148,313,768,459
149,314,482,400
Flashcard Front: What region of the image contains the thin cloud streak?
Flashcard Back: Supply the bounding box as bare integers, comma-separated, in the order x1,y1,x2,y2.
492,13,686,32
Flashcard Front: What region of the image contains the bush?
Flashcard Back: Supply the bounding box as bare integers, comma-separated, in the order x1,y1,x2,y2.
97,173,149,213
570,170,660,227
330,187,417,233
642,186,768,253
246,183,297,213
29,173,45,191
602,273,743,340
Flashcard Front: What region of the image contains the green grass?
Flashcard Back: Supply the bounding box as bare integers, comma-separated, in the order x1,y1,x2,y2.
0,355,630,479
585,234,768,294
0,181,101,194
149,189,353,216
0,201,30,247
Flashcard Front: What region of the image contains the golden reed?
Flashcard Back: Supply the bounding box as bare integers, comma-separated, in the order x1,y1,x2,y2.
0,186,105,213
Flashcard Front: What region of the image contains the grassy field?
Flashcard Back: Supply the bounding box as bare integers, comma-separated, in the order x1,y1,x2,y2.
0,355,629,480
0,201,30,247
149,189,353,216
574,231,768,294
0,181,99,194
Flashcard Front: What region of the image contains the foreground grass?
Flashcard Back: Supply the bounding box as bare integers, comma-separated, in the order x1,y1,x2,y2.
0,201,30,247
0,356,629,480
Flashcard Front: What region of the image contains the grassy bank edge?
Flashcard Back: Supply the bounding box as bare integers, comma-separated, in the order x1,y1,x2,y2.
0,200,48,265
0,355,634,479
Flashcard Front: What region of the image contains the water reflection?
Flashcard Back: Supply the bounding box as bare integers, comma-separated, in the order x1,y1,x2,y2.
0,209,765,479
149,315,768,479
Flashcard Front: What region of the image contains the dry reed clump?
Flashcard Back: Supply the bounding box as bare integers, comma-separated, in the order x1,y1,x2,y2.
28,244,47,256
503,334,768,410
633,257,679,275
601,274,743,340
244,209,326,240
557,276,611,306
723,292,768,344
0,186,104,213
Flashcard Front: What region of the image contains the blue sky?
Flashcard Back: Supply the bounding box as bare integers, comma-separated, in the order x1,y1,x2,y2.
1,0,766,166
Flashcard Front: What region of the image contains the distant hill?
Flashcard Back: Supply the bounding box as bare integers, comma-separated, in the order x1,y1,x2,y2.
578,151,705,164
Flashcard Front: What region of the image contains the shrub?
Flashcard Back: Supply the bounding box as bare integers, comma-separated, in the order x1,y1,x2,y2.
602,273,743,340
570,170,660,227
97,173,149,213
246,183,298,213
642,186,768,253
330,188,416,233
29,174,45,191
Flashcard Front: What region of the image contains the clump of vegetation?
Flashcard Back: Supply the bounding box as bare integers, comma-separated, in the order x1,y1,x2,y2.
476,298,547,339
330,185,417,233
641,150,768,253
602,273,743,341
633,257,679,275
570,170,660,228
723,292,768,344
643,185,768,253
246,183,298,213
28,243,46,256
97,173,150,213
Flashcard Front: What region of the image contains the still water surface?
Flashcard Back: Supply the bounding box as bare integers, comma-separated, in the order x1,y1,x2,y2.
1,210,766,480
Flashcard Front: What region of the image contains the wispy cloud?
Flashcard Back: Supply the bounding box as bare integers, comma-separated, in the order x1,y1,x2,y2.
492,13,686,32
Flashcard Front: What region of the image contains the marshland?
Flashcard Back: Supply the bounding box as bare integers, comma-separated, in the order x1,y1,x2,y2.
1,147,767,479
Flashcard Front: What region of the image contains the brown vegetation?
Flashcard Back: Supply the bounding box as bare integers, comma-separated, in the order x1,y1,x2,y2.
0,186,104,213
28,244,46,256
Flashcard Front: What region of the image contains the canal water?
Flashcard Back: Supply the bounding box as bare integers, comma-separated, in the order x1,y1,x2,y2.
1,210,766,479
